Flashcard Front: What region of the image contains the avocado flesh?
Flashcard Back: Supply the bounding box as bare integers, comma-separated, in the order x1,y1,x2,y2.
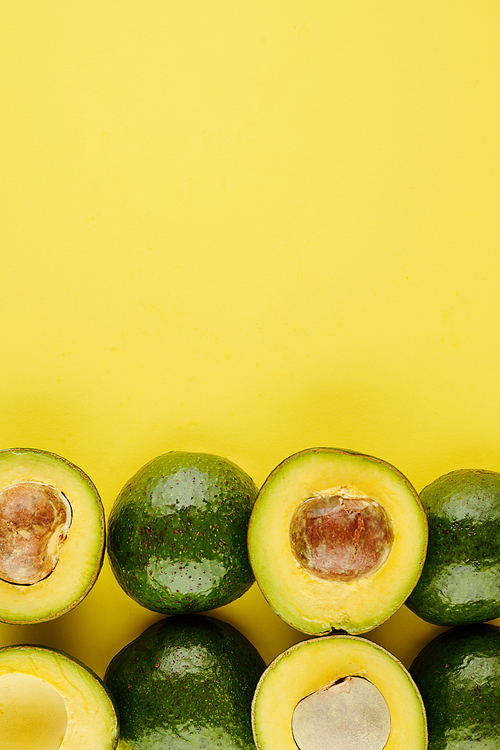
107,452,258,614
0,449,105,624
104,614,265,750
248,447,428,634
252,635,427,750
0,645,118,750
407,469,500,626
410,623,500,749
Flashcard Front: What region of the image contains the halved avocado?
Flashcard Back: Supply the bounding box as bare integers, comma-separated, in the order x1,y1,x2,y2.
0,644,118,749
410,623,500,748
104,614,266,750
0,448,105,624
248,447,428,634
252,635,427,750
107,452,258,614
406,468,500,626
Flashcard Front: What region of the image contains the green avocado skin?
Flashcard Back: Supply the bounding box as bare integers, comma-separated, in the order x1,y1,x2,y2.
104,614,266,750
406,469,500,626
108,452,258,614
410,624,500,749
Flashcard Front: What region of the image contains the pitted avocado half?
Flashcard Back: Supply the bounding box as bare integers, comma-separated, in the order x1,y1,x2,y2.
248,447,428,634
0,448,105,623
0,644,118,750
252,635,427,750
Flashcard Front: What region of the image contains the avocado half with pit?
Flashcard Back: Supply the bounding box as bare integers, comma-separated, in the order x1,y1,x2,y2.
104,613,265,750
0,448,105,624
248,447,428,634
406,468,500,626
0,644,118,750
410,623,500,748
107,451,258,614
252,634,427,750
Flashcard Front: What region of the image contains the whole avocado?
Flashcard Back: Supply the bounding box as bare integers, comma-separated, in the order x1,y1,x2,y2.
107,452,258,614
410,623,500,749
406,468,500,626
104,614,266,750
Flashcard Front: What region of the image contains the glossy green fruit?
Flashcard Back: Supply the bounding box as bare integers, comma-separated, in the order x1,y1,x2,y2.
105,614,265,750
410,623,500,749
108,452,258,614
0,644,118,750
406,469,500,626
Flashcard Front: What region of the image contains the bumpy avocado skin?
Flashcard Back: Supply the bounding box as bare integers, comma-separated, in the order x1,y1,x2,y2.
104,614,266,750
108,452,258,614
410,624,500,749
406,469,500,626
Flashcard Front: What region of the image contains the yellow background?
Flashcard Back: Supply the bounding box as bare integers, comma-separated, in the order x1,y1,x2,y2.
1,0,499,681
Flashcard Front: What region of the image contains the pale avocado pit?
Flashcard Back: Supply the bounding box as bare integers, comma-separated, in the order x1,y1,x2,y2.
0,482,72,585
289,487,394,582
291,676,391,750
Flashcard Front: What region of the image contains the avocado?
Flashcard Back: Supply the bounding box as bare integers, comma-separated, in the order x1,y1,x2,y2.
107,452,258,614
0,448,105,624
252,634,427,750
410,623,500,748
406,468,500,626
247,447,428,634
104,613,265,750
0,644,118,750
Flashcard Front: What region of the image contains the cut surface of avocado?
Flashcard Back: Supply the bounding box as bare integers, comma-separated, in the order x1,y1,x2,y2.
0,481,72,585
248,447,428,634
0,448,105,624
289,487,394,582
292,676,391,750
0,645,118,750
252,635,427,750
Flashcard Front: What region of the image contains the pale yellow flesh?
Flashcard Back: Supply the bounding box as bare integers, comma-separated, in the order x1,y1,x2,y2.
0,450,104,623
0,673,68,750
252,636,427,750
0,647,118,750
248,449,427,633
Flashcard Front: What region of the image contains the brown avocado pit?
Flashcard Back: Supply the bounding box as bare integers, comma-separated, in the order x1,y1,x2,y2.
289,487,394,582
0,482,72,586
291,675,391,750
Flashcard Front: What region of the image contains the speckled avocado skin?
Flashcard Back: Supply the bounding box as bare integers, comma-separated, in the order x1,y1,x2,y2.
107,452,258,614
104,614,266,750
406,469,500,626
410,623,500,749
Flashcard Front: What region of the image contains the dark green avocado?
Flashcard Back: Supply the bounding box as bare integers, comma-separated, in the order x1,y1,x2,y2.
107,452,258,614
406,469,500,626
410,623,500,749
104,614,266,750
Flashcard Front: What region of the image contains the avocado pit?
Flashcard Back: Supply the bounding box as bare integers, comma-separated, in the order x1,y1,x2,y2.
289,487,394,582
0,482,72,585
291,675,391,750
